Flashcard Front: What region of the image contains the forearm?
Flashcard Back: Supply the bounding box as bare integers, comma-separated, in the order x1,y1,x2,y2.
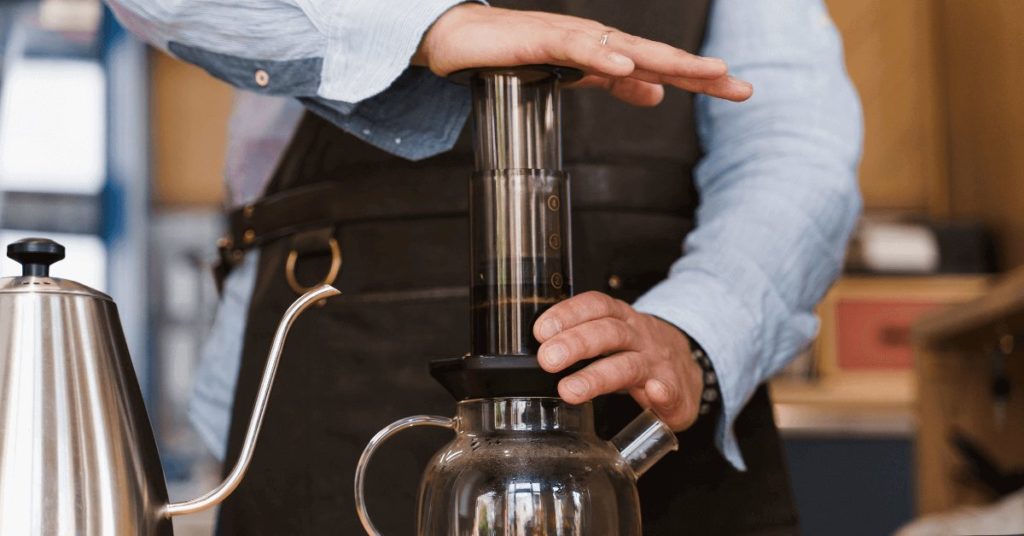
106,0,475,159
632,0,863,469
106,0,470,102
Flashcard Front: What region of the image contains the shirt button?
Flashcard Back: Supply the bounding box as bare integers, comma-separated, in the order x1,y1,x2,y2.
254,69,270,87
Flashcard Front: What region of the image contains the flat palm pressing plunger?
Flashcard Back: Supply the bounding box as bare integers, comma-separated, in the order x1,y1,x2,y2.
355,66,680,536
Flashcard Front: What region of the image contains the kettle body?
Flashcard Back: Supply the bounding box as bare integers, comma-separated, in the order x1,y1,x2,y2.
0,238,339,535
0,281,173,534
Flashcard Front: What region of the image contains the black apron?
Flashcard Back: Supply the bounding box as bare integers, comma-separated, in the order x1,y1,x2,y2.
217,2,799,534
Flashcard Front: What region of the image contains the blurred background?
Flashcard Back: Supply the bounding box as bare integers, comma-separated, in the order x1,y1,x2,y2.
0,0,1021,534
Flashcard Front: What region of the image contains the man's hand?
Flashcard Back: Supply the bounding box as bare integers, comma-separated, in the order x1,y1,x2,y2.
413,4,753,107
534,291,704,431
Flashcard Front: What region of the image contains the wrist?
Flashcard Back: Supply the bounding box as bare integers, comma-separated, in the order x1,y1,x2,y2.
412,2,486,71
651,315,709,426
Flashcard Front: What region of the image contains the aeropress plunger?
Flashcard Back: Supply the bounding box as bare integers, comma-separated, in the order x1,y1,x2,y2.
355,66,680,536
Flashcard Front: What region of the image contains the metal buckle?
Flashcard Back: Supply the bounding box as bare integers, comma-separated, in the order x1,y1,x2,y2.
285,237,342,295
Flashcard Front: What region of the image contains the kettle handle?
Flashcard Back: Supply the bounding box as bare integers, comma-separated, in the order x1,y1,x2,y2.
163,284,341,518
355,415,456,536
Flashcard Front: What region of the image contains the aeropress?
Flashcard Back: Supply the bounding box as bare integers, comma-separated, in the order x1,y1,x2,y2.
355,66,679,535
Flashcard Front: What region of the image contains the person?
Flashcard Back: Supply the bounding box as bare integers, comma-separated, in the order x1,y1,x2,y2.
107,0,862,534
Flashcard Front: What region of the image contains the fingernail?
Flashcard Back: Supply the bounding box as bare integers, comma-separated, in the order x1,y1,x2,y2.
730,76,753,89
542,344,567,368
563,377,588,398
538,318,562,339
607,52,632,66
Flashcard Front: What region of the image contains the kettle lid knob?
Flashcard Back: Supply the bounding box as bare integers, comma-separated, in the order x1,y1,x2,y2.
7,238,65,277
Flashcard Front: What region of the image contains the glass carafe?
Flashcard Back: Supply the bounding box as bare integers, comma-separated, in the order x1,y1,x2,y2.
355,397,677,535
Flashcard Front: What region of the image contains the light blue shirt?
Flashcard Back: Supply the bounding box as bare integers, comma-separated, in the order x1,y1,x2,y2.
108,0,863,470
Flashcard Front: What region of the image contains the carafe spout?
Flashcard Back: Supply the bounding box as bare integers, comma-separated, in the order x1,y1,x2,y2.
610,409,680,479
162,284,340,518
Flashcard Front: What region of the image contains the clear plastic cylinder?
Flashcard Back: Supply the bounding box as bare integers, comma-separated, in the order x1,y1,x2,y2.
470,68,563,171
468,68,573,356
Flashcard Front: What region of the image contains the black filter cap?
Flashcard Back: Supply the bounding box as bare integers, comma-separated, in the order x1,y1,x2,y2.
448,64,585,85
430,355,586,400
7,238,66,277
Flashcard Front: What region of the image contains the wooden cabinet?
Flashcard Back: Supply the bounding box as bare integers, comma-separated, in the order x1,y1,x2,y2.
914,269,1024,513
938,1,1024,268
828,0,1024,269
826,0,949,215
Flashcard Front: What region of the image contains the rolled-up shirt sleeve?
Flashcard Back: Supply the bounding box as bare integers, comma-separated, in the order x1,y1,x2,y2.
105,0,478,159
632,0,863,470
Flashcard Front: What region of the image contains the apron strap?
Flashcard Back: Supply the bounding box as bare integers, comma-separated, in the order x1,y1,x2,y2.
215,160,697,286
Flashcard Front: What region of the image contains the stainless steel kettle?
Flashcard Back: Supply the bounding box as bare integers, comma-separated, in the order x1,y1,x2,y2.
0,238,339,535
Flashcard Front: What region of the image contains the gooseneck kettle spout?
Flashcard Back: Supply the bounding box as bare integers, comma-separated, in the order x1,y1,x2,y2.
164,283,340,518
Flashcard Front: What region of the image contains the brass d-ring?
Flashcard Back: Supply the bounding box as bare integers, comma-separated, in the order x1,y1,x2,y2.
285,237,342,295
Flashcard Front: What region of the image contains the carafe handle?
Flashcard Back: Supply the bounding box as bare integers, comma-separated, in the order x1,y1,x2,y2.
355,415,456,536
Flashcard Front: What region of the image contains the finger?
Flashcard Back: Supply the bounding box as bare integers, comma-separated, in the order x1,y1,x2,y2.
540,28,637,79
569,75,665,107
529,19,727,83
538,317,637,372
667,74,753,102
566,74,614,89
630,70,753,102
645,378,696,431
607,77,665,106
605,32,728,80
534,291,633,342
558,351,647,404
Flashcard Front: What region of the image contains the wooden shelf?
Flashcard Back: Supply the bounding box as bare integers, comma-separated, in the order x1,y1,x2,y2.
771,373,915,438
914,267,1024,348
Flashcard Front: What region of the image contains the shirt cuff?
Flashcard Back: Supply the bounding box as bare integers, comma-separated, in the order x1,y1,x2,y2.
319,0,479,103
632,270,766,471
300,66,471,161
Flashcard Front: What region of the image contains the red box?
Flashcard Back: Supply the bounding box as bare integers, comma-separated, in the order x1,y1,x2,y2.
835,299,944,370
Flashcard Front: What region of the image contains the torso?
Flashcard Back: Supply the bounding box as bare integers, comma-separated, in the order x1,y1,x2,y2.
217,2,799,534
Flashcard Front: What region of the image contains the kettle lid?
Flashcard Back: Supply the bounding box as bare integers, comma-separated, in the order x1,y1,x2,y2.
0,238,111,300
